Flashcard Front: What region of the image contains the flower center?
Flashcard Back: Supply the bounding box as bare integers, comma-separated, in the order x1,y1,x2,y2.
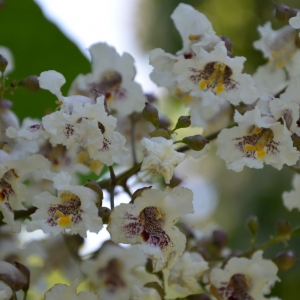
190,61,237,95
47,193,83,227
97,258,126,292
243,126,274,159
229,273,253,300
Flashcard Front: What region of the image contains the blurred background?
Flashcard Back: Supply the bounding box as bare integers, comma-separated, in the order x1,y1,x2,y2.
0,0,300,298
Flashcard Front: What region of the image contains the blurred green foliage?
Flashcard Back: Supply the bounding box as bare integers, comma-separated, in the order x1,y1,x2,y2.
136,1,300,299
0,0,90,120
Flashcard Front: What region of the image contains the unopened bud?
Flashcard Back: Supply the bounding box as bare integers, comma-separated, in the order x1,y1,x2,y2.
221,35,233,57
187,294,211,300
85,180,103,205
159,115,171,129
173,116,191,131
273,251,297,270
18,75,40,92
182,134,209,151
212,229,228,249
142,102,159,128
0,54,8,73
287,8,300,19
0,0,5,9
276,221,292,240
98,207,111,224
247,215,259,236
273,3,290,23
149,128,171,139
144,282,164,299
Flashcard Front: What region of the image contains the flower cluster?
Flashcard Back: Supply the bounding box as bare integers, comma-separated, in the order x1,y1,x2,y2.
0,2,299,300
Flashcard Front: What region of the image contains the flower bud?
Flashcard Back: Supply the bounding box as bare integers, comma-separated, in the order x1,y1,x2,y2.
276,221,292,240
273,3,290,23
212,229,228,249
159,115,171,129
221,35,233,57
18,75,40,92
0,0,5,9
0,54,8,73
273,251,297,270
142,102,159,128
149,128,171,139
173,116,191,131
98,207,111,224
247,215,259,236
182,134,209,151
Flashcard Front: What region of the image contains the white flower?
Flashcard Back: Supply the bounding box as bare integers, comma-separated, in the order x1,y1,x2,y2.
42,96,128,166
289,12,300,29
171,3,220,55
216,107,299,172
141,137,185,184
163,252,208,299
25,171,103,237
69,43,146,116
131,286,162,300
283,174,300,211
210,251,279,300
44,279,99,300
0,46,14,75
253,22,300,94
173,42,260,108
81,243,148,300
0,153,50,232
107,187,194,272
39,70,95,112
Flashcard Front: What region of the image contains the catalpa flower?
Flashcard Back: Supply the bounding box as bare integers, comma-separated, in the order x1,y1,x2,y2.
210,251,279,300
81,243,149,300
216,107,299,172
44,279,99,300
141,137,185,184
107,187,194,272
42,96,128,166
39,70,95,113
171,3,220,55
163,251,208,299
25,171,103,237
173,42,260,108
283,174,300,211
253,22,300,94
69,42,146,116
0,153,50,233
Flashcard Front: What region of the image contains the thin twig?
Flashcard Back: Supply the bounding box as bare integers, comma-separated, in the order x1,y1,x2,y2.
108,166,117,209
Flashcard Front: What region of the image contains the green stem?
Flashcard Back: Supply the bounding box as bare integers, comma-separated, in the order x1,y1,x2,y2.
239,237,279,258
98,123,237,191
130,116,138,165
108,166,117,209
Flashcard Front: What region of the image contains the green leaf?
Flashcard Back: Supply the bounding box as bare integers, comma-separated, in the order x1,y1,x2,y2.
0,0,90,120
